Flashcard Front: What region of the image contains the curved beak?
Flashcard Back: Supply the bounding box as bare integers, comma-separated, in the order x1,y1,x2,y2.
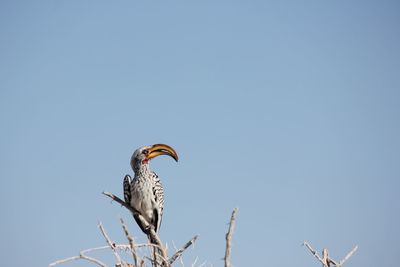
147,144,179,162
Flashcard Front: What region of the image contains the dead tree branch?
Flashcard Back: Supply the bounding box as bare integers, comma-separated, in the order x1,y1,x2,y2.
168,235,199,265
99,222,124,266
102,191,169,266
49,224,164,267
224,208,238,267
303,241,325,265
49,245,130,267
103,191,139,214
303,241,358,267
120,218,138,266
49,253,107,267
339,245,358,266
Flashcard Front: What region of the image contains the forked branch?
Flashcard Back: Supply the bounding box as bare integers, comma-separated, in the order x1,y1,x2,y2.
168,235,199,265
120,218,138,266
103,191,169,265
303,241,358,267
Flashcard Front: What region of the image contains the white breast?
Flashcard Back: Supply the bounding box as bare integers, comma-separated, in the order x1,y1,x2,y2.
130,178,157,223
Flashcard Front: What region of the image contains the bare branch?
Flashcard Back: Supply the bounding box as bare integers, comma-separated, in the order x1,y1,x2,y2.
98,222,123,266
322,248,330,267
169,235,199,265
170,241,184,267
49,243,141,267
303,241,325,265
103,191,139,214
191,256,199,267
120,218,138,266
339,245,358,266
329,258,339,266
49,251,107,267
224,208,238,267
303,241,358,267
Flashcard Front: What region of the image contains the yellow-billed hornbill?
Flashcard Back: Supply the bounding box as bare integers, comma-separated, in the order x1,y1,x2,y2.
123,144,178,242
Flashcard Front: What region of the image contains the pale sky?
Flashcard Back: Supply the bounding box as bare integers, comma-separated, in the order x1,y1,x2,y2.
1,1,399,267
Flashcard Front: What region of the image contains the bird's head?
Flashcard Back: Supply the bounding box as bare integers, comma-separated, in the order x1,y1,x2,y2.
130,143,178,171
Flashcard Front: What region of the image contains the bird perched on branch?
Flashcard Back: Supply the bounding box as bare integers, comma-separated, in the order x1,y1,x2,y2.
123,144,178,242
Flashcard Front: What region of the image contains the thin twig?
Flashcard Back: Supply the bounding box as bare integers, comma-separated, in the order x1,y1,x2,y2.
103,191,139,214
329,257,339,267
49,252,107,267
50,244,141,267
171,240,185,267
99,222,123,266
191,256,199,267
81,244,131,253
224,208,238,267
169,235,199,265
120,218,138,266
303,241,325,265
339,245,358,266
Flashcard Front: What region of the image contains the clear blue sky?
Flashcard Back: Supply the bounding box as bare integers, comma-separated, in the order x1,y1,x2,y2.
1,1,399,266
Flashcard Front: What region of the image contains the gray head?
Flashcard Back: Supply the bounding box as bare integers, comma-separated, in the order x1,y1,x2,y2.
130,144,178,172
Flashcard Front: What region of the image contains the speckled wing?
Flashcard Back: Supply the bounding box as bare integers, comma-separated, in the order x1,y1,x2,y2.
123,174,132,205
150,172,164,232
123,174,149,234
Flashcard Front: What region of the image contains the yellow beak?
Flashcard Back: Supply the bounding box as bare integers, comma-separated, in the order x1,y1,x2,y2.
147,144,179,162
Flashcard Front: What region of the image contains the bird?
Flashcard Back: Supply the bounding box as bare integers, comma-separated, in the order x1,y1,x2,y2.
123,144,178,242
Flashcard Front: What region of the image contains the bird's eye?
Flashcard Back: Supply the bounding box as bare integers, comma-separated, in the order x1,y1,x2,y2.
143,149,149,155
